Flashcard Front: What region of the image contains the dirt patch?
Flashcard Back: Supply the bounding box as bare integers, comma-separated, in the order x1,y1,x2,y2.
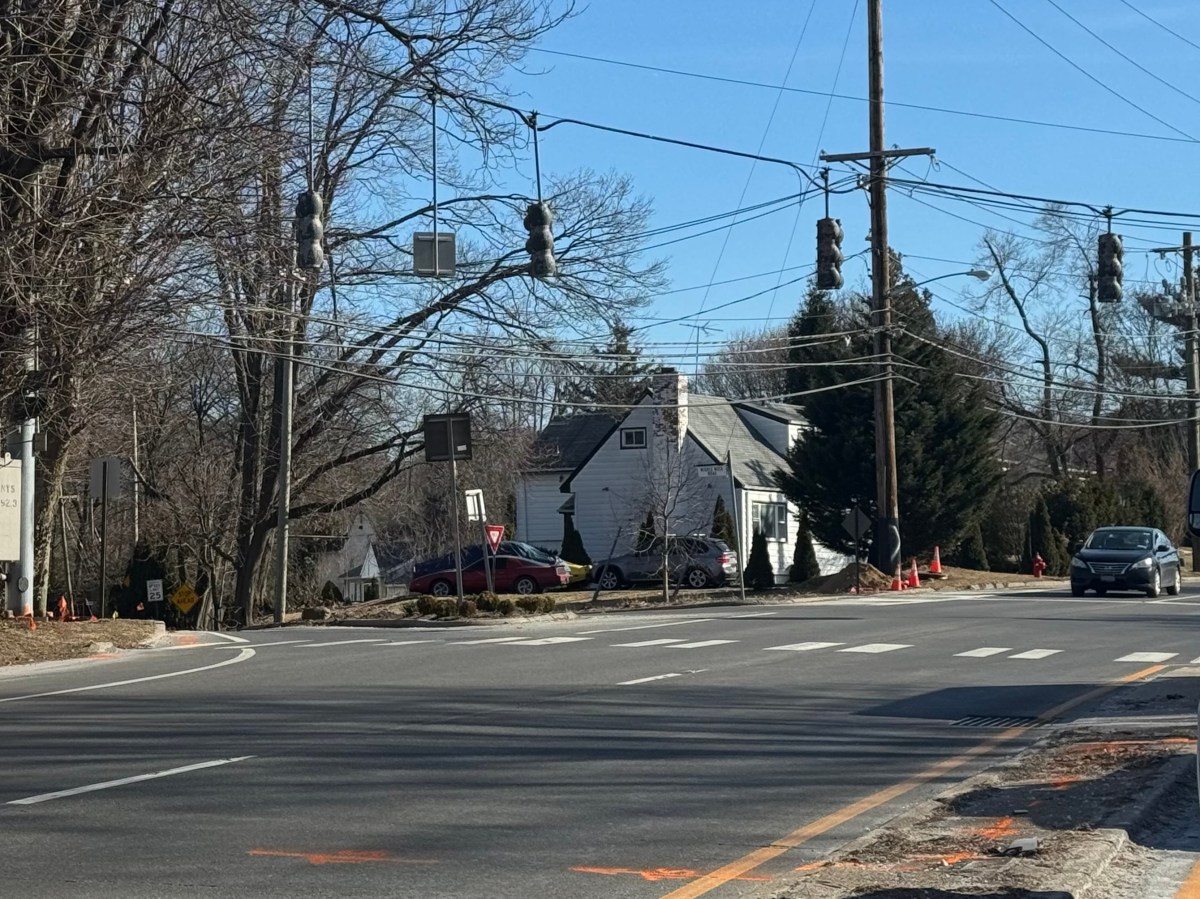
0,618,164,668
796,564,894,594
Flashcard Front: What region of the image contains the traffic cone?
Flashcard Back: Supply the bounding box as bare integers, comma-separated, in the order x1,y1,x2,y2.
908,559,921,589
890,565,904,591
22,613,35,631
930,546,943,576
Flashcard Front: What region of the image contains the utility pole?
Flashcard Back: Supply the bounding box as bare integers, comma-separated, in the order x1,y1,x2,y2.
131,400,139,545
271,273,296,626
821,0,932,578
1145,233,1200,571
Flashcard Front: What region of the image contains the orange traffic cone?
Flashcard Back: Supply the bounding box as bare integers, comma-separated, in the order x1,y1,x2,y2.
907,559,921,589
890,565,904,591
22,613,35,631
930,546,943,575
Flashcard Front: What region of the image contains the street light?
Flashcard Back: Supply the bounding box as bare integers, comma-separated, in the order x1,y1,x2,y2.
873,268,992,579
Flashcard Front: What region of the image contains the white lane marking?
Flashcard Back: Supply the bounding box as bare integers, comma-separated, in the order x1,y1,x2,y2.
448,636,530,645
1115,652,1179,663
730,612,778,618
0,647,255,704
227,639,311,649
9,756,256,805
295,639,389,648
205,632,251,644
764,642,844,652
618,673,684,686
578,618,717,635
613,639,689,647
668,640,738,650
839,643,912,654
955,647,1012,658
1009,649,1062,660
509,637,593,646
374,640,440,647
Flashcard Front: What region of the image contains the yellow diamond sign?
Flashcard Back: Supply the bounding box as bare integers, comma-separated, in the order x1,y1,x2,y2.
169,583,200,614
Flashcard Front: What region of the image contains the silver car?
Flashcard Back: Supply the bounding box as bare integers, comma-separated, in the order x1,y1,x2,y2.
591,536,739,590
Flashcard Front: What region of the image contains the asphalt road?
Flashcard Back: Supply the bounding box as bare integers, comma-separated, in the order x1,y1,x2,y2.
3,581,1200,898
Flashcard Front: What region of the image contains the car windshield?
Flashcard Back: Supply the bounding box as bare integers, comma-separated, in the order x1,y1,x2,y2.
1084,529,1154,551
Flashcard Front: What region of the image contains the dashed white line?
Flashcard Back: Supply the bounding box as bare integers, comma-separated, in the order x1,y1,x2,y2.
764,642,844,652
508,637,593,646
447,637,531,645
1115,652,1178,663
9,756,256,805
295,639,389,648
374,640,440,647
668,640,738,650
1008,649,1061,660
618,673,684,686
955,647,1012,658
578,618,717,635
613,639,689,647
839,643,912,654
730,612,779,618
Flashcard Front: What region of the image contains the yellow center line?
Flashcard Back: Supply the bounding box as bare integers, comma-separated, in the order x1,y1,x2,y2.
1176,859,1200,899
659,664,1166,899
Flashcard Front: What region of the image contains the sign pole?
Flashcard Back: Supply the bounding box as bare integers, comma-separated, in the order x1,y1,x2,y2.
479,519,495,595
99,459,108,618
726,454,746,603
448,419,464,601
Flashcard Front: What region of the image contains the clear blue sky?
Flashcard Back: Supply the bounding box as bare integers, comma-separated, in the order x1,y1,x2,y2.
500,0,1200,370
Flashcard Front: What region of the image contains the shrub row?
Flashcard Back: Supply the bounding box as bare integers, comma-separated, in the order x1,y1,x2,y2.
412,592,556,618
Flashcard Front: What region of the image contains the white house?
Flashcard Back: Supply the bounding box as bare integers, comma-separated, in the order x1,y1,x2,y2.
317,513,382,602
515,369,847,583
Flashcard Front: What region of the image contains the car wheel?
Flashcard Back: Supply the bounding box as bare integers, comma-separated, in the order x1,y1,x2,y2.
596,567,623,591
514,576,539,595
1146,568,1161,599
1166,566,1182,596
1070,584,1086,597
685,568,711,589
430,580,452,597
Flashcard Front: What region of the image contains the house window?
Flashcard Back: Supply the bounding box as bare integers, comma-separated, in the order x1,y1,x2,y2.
620,427,647,449
752,502,788,540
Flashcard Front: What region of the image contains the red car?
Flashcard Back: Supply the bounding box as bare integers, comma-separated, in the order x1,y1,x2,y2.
409,551,570,596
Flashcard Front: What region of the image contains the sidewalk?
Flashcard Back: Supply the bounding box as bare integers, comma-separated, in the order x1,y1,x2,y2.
754,669,1199,899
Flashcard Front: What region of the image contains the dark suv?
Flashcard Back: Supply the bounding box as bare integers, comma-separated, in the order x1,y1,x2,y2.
1069,526,1181,598
591,535,740,590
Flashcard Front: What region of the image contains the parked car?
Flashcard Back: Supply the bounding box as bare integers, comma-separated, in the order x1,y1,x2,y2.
1069,526,1181,598
591,535,739,590
408,542,570,596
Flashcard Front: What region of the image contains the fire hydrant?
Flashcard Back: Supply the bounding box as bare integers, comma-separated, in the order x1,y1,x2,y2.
1032,553,1046,578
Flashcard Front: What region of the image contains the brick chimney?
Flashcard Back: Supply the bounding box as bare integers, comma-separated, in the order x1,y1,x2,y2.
652,367,688,450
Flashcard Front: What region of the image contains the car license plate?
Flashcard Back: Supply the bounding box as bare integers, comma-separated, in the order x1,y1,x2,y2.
1100,575,1115,582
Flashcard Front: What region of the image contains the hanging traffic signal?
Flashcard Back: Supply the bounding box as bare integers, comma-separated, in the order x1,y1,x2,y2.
816,217,844,291
524,201,556,279
295,189,325,270
1097,232,1123,302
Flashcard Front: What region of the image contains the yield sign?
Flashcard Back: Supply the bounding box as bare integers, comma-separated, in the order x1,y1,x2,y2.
485,524,505,553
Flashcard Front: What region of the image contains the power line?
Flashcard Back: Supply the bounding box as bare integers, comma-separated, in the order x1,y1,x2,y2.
985,0,1198,141
527,46,1200,146
1115,0,1200,54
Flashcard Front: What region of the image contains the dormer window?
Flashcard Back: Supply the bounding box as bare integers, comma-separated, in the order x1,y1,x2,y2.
620,427,647,449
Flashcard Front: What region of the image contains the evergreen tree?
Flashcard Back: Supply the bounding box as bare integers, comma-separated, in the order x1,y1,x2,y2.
559,320,654,416
775,258,1002,566
789,512,821,583
635,510,656,552
559,514,591,565
710,496,736,547
955,521,990,571
746,529,775,591
1023,494,1067,576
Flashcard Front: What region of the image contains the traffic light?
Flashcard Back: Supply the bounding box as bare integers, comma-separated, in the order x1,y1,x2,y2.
295,189,325,270
524,201,556,279
1097,232,1123,302
816,217,844,291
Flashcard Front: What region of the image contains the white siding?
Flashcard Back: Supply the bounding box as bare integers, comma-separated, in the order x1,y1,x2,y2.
515,472,568,552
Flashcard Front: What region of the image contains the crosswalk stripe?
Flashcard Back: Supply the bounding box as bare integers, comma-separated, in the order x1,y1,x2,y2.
764,642,845,652
619,673,684,686
374,640,440,647
508,637,593,646
956,647,1011,658
613,639,689,647
296,639,388,648
668,640,739,649
1115,652,1178,663
1008,649,1061,660
448,637,530,645
838,643,912,654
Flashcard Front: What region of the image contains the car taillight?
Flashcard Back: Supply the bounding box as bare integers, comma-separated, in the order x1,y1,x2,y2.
719,553,733,565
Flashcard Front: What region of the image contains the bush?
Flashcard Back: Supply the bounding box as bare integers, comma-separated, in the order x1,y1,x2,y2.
516,596,540,613
953,521,989,571
415,595,437,616
789,512,820,583
434,598,458,618
475,592,499,613
539,596,556,613
457,599,477,618
711,496,736,547
497,598,516,616
746,529,775,592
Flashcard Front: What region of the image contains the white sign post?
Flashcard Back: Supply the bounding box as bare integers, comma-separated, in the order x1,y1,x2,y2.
0,459,20,561
146,579,164,605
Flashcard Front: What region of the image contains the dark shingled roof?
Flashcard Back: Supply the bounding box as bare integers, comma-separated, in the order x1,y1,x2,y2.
686,395,789,490
530,412,618,471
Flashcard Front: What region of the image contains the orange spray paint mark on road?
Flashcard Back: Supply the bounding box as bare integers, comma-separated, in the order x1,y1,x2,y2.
979,816,1017,841
571,866,770,883
248,849,435,866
